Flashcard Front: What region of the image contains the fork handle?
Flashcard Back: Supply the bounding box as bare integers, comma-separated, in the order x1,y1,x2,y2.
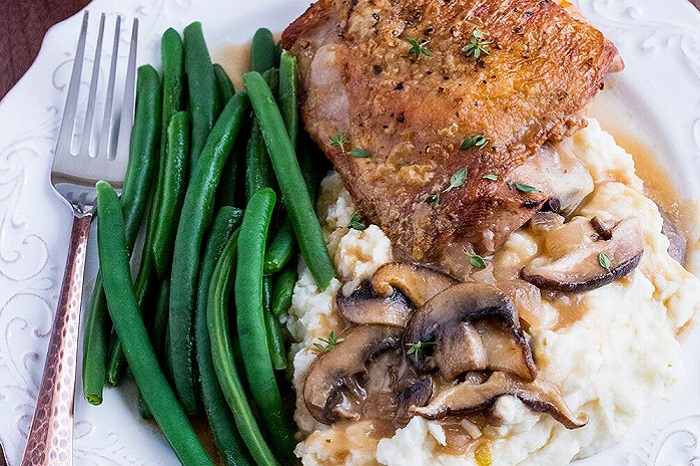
21,213,92,466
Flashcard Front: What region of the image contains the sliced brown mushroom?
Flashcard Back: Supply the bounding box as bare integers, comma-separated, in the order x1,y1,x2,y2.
590,216,613,240
521,217,644,293
509,142,594,216
371,263,458,308
394,376,435,426
337,281,415,327
529,211,565,235
405,282,537,382
659,209,686,265
434,323,488,381
474,320,536,381
303,325,403,424
411,371,588,430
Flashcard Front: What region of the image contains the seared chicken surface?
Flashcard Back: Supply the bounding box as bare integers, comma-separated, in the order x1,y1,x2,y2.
283,0,618,260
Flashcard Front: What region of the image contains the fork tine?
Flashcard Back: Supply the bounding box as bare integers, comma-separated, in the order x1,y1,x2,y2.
78,13,106,158
114,18,139,161
55,11,89,158
97,15,121,160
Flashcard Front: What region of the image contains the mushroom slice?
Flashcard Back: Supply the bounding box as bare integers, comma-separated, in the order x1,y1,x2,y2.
406,282,537,382
529,211,565,235
434,323,488,381
303,325,403,424
508,142,594,216
337,281,415,327
395,376,435,426
371,263,458,307
521,217,644,293
659,209,686,265
474,320,536,382
589,216,613,240
411,371,588,430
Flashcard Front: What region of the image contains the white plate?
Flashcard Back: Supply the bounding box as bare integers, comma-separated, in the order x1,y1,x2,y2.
0,0,698,464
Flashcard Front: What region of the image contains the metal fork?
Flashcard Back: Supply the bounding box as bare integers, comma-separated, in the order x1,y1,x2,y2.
12,12,138,466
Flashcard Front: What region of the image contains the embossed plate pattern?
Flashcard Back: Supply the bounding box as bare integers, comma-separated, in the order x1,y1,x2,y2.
0,0,698,465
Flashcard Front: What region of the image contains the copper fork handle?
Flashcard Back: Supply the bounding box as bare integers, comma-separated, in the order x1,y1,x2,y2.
21,213,92,466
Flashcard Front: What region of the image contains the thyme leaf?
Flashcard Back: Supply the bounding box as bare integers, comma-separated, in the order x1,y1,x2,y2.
462,29,492,59
348,211,368,231
406,37,433,60
313,330,345,353
329,131,348,153
514,182,538,193
406,340,436,357
350,148,371,158
444,167,468,192
460,133,490,150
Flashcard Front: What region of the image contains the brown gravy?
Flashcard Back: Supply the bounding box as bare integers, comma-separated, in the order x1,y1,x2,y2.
611,130,686,234
212,43,251,91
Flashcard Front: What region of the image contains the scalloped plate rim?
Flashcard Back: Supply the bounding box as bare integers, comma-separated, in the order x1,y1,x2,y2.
0,0,699,465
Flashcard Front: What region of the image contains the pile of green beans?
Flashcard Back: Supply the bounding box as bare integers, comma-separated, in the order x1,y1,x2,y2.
87,23,335,465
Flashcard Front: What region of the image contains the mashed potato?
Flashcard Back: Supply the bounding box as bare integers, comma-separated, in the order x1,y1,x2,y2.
285,119,700,465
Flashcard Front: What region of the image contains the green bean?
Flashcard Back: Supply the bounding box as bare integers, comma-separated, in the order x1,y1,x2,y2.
245,118,275,202
278,51,298,147
274,40,284,68
214,63,236,108
169,91,251,415
121,66,163,243
263,218,295,275
149,30,186,283
263,277,287,370
152,111,190,279
213,65,245,210
236,188,296,462
137,277,171,421
152,278,171,365
215,129,247,209
208,230,279,466
184,21,218,167
262,67,279,98
138,392,153,420
271,264,297,317
106,252,157,386
245,67,281,202
298,135,326,205
82,64,161,404
82,273,110,403
195,206,250,466
165,317,173,380
160,28,185,158
263,137,321,277
250,28,276,73
243,72,336,291
96,181,213,466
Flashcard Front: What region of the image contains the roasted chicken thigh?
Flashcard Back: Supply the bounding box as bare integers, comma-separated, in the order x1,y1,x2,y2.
283,0,618,260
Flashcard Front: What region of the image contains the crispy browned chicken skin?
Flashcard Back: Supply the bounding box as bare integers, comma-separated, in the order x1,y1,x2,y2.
283,0,618,260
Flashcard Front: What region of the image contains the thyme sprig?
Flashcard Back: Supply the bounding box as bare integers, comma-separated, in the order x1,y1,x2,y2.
313,330,345,353
462,29,492,59
407,37,433,60
329,131,371,158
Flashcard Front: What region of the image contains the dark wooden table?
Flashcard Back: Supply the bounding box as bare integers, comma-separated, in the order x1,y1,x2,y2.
1,0,699,100
0,0,90,99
